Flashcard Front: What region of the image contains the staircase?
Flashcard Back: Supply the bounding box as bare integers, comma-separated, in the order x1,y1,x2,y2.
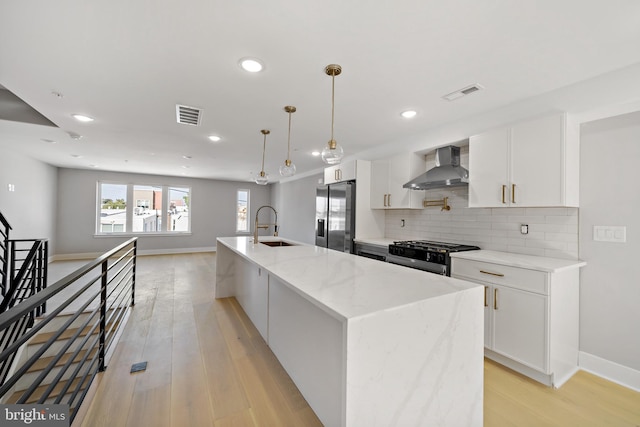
3,309,120,412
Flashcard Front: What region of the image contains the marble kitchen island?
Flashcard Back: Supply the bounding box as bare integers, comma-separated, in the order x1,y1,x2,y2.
215,236,484,427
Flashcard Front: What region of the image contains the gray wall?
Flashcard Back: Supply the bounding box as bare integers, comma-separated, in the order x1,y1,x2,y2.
55,168,271,256
579,111,640,371
0,149,57,246
272,173,322,245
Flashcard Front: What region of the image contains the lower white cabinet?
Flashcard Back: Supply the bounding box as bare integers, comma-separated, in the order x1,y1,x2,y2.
234,257,269,340
452,254,582,388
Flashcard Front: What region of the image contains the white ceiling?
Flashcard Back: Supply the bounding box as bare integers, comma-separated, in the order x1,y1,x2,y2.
1,0,640,183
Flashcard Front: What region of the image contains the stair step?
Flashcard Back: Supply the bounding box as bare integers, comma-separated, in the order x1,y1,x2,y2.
30,319,121,346
7,376,90,404
29,348,98,373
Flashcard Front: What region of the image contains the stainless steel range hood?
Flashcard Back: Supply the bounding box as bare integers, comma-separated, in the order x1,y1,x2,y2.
403,145,469,190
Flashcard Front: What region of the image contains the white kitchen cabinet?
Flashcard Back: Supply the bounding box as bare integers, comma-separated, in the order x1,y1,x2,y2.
324,160,357,184
468,113,579,207
452,251,583,388
233,257,269,340
370,153,425,209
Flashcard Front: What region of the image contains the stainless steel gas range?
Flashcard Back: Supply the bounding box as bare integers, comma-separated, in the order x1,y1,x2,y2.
387,240,480,276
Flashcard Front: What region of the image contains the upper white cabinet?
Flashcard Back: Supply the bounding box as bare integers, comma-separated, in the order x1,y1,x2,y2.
370,153,425,209
324,161,357,184
468,113,579,207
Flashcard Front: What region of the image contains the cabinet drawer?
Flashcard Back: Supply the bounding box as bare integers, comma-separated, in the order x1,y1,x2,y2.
452,259,548,294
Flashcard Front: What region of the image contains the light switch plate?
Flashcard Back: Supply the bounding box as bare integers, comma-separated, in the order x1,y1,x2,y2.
593,226,626,243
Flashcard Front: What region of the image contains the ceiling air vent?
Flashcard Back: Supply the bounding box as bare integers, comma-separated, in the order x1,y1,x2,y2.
176,104,202,126
442,84,484,102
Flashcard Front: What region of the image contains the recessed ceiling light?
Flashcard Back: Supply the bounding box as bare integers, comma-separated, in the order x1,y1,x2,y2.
71,154,83,158
401,110,417,119
182,165,190,169
67,131,82,140
311,151,321,157
239,57,264,73
72,114,94,122
41,138,57,144
208,135,221,142
182,155,192,160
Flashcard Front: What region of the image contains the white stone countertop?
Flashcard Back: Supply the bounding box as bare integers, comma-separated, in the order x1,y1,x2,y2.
217,236,481,321
450,249,586,273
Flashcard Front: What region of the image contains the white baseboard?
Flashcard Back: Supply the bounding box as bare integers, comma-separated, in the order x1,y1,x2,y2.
51,246,216,261
579,351,640,392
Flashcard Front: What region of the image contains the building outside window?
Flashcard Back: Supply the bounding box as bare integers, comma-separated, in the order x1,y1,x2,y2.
97,182,190,234
237,189,249,233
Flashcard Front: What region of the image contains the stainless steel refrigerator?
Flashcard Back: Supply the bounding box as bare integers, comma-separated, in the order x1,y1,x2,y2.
315,181,356,253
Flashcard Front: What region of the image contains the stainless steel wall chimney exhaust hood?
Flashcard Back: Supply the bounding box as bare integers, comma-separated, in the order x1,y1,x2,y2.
403,145,469,190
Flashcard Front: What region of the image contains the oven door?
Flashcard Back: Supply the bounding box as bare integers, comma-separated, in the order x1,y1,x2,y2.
386,254,447,275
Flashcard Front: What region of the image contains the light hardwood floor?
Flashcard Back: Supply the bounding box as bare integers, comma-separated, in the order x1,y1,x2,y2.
73,253,639,426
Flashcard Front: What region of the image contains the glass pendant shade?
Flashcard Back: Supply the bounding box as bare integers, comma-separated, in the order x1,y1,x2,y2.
323,64,344,165
280,106,297,177
255,129,270,185
255,171,269,185
279,160,296,177
321,140,344,165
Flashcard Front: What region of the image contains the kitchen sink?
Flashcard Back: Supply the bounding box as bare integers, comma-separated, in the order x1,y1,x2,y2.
260,240,297,247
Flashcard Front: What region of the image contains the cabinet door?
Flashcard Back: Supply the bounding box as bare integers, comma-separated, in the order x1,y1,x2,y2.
484,285,492,348
324,161,357,184
235,261,269,341
469,128,510,207
510,114,564,207
388,153,424,209
370,160,389,209
492,285,547,372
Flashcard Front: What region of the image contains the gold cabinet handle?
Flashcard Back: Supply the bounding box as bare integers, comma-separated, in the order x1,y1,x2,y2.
502,185,506,204
484,286,488,307
511,183,516,204
334,169,339,181
388,194,391,207
383,194,387,207
480,270,505,277
494,288,498,310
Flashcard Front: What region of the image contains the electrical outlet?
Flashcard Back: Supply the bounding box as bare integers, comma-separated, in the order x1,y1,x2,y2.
520,224,528,234
593,226,626,243
7,184,15,192
401,219,405,228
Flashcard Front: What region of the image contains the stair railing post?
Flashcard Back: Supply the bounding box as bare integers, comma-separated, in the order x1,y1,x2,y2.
99,260,108,372
131,240,137,307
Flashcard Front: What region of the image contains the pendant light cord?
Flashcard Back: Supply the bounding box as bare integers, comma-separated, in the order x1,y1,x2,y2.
330,73,335,142
287,110,292,161
261,133,267,173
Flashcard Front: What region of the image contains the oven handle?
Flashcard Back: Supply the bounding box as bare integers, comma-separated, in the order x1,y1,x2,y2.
386,254,447,275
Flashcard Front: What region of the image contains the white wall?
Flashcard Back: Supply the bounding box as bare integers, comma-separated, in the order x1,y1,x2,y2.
55,168,271,256
579,111,640,375
0,149,57,246
272,173,322,245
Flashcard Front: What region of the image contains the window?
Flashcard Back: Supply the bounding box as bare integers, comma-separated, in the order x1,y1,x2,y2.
237,189,249,233
99,183,127,234
97,182,191,234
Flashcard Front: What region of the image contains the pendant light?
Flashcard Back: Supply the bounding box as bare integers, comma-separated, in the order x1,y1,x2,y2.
279,105,297,177
321,64,344,165
255,129,270,185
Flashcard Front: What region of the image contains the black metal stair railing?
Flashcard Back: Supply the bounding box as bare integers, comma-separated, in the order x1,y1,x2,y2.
0,211,11,296
0,237,137,422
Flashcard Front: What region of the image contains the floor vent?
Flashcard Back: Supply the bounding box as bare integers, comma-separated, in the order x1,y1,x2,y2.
176,104,202,126
442,84,484,101
130,361,148,373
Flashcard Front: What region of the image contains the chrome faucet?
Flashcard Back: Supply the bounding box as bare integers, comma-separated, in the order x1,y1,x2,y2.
254,205,278,243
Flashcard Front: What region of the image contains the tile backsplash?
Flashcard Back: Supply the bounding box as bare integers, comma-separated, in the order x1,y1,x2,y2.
385,186,579,260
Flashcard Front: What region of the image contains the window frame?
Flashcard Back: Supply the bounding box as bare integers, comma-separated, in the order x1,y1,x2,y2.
96,181,192,236
236,189,250,234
